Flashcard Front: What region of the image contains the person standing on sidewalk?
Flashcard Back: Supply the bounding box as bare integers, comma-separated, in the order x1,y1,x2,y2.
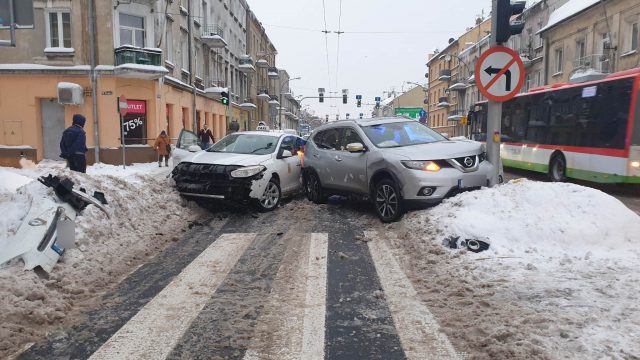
154,130,171,167
228,119,240,134
197,123,214,150
59,114,88,173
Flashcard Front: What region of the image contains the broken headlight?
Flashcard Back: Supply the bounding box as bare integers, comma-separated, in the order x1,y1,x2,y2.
230,165,266,178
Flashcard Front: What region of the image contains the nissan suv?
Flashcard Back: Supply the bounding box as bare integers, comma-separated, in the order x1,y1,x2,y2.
302,117,501,222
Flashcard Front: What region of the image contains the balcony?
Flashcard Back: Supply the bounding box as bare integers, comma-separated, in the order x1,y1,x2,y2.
203,78,227,99
447,78,468,92
438,69,452,81
113,46,167,79
437,96,451,108
573,54,612,75
238,55,255,73
447,109,466,121
201,24,227,48
255,58,269,68
239,98,257,110
257,87,271,101
268,95,280,106
267,67,279,79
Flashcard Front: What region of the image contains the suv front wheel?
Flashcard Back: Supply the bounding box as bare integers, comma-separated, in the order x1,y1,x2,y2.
373,179,404,223
305,171,327,204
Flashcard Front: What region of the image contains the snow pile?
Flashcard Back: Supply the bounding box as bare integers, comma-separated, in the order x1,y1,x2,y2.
0,162,207,358
389,179,640,358
410,179,640,259
0,168,34,194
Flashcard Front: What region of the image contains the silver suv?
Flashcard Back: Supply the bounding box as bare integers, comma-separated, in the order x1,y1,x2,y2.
302,117,499,222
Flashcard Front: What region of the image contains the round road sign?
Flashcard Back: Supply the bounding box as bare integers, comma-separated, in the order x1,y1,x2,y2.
119,95,128,117
475,46,525,103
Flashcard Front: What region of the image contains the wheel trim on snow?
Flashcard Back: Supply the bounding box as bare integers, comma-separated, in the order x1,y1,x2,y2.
376,184,398,219
260,182,279,209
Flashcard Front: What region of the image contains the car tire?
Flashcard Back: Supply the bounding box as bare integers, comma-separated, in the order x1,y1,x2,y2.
373,179,404,223
549,153,567,182
257,178,281,212
306,171,327,204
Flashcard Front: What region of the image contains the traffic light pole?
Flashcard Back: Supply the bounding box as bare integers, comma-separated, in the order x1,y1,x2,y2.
487,0,502,186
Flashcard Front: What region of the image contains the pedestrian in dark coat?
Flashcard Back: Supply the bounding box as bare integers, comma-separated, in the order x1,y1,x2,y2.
60,114,88,173
197,124,214,149
228,119,240,133
154,130,172,167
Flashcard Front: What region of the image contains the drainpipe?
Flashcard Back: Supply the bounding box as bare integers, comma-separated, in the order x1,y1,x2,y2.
188,0,196,130
88,0,100,163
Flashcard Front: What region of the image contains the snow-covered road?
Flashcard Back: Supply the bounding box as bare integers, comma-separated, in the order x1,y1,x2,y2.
1,161,639,359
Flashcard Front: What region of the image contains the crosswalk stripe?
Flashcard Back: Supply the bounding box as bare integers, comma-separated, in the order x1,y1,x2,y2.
243,233,328,360
365,231,460,360
300,233,329,360
88,233,256,360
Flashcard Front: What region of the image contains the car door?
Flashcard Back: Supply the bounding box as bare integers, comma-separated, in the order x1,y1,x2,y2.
333,127,369,194
275,135,302,194
172,129,200,167
311,127,343,189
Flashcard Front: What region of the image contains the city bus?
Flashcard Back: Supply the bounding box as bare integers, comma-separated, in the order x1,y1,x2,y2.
469,68,640,183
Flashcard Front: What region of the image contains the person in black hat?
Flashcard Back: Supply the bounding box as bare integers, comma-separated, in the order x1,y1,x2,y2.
60,114,88,173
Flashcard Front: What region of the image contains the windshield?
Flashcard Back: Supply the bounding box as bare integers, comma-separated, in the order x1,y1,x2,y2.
208,134,280,155
361,121,447,148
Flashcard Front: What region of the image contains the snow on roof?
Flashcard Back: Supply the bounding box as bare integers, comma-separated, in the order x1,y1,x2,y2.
57,82,82,91
115,64,169,74
0,64,90,71
538,0,599,33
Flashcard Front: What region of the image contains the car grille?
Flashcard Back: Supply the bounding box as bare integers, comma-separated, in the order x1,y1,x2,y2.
446,155,479,172
172,162,244,195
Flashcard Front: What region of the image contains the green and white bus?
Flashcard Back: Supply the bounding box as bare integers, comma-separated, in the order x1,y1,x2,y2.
470,68,640,183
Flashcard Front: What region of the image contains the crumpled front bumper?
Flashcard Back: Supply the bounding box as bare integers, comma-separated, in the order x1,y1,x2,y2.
171,162,264,202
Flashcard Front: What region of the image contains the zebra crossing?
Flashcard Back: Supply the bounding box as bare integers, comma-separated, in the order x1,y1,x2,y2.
18,226,458,360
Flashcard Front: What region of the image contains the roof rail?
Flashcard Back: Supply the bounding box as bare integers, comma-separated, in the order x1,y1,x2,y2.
606,68,640,79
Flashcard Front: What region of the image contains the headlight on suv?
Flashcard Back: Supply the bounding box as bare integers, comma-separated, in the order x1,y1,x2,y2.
401,160,441,172
230,165,266,178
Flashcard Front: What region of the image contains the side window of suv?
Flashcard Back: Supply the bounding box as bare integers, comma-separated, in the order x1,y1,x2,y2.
341,128,364,151
314,128,342,150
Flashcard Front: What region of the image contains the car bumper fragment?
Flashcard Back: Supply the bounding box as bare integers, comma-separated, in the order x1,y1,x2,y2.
171,162,263,203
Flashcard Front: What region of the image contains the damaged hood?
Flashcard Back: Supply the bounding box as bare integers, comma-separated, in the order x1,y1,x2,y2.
189,151,273,166
384,140,482,160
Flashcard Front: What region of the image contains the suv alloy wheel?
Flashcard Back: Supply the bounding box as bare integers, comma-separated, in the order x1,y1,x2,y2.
374,179,404,222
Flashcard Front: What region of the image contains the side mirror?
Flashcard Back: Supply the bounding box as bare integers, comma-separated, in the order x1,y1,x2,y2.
188,145,201,153
280,150,293,158
346,142,365,153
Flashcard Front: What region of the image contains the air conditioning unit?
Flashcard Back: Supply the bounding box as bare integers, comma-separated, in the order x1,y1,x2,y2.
57,82,84,105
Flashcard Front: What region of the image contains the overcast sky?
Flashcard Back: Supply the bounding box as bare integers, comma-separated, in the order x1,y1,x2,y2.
246,0,495,120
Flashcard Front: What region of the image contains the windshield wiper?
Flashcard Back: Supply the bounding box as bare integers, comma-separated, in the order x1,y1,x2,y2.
248,143,273,154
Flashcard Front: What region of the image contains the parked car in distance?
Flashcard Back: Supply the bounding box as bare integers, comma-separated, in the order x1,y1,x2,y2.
171,129,305,211
302,117,502,222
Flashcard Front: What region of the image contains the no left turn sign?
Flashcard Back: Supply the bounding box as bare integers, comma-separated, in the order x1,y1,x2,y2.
475,46,525,102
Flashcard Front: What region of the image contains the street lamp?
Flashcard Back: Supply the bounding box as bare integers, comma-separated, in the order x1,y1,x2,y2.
279,76,301,130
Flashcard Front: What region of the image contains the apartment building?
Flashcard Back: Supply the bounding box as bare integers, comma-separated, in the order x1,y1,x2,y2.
246,10,277,130
275,69,301,131
378,85,428,119
539,0,640,84
506,0,570,92
426,18,491,136
0,0,297,166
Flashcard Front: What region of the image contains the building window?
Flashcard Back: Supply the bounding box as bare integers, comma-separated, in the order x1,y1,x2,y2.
576,39,585,60
631,22,639,51
181,30,189,71
119,13,145,47
46,10,71,48
554,48,563,73
166,19,174,62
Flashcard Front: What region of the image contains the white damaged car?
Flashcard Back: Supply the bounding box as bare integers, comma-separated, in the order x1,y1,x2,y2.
171,130,305,211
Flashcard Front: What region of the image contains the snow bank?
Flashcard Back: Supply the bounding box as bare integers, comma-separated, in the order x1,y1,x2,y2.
0,162,208,358
409,179,640,259
0,168,33,193
383,179,640,358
